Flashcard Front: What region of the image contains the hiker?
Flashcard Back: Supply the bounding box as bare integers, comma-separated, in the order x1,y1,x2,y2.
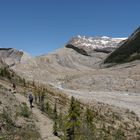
11,82,16,93
28,92,34,108
13,82,16,90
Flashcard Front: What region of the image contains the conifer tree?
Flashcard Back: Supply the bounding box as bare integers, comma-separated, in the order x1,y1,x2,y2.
38,91,41,103
40,90,45,111
58,111,63,130
34,92,37,103
53,101,58,136
86,107,94,127
22,78,26,87
82,107,96,139
53,101,58,120
66,96,81,140
53,120,58,136
32,80,35,87
45,102,51,113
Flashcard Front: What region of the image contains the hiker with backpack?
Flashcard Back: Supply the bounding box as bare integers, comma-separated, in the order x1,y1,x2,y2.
28,92,34,108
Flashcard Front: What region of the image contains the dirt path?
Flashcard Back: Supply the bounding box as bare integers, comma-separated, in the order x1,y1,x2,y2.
0,80,60,140
15,93,60,140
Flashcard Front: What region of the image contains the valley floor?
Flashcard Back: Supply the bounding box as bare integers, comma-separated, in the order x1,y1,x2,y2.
55,85,140,118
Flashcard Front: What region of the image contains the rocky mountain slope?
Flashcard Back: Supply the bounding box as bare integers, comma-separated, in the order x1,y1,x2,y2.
0,70,60,140
0,83,41,140
0,48,22,66
104,27,140,63
11,36,125,84
67,35,126,55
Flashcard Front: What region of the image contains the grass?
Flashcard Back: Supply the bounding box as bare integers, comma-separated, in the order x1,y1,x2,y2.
0,87,40,140
0,105,40,140
20,102,31,118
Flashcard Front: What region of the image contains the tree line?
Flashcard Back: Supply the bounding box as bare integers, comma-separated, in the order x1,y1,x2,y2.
3,72,138,140
32,86,128,140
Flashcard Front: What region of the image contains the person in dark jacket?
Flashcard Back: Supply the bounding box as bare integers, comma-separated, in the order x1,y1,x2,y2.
29,93,33,108
13,83,16,90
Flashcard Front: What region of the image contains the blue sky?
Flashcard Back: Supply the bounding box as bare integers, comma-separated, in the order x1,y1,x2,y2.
0,0,140,56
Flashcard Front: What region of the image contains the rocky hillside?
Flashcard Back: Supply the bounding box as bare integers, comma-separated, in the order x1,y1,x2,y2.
104,27,140,63
0,83,41,140
0,48,22,66
0,48,32,67
11,36,125,84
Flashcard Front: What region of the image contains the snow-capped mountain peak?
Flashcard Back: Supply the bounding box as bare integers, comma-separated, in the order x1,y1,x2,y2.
101,36,110,39
66,35,127,55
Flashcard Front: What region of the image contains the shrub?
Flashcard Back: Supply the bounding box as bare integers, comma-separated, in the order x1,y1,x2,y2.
0,108,14,127
0,68,11,79
45,102,52,114
20,102,31,118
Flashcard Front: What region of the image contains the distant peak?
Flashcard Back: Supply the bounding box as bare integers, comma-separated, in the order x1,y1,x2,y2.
112,37,127,40
66,35,125,56
0,48,13,50
101,36,110,39
77,35,82,38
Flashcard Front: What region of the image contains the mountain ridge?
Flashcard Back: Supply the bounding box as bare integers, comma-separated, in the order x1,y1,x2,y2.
104,27,140,63
66,35,126,56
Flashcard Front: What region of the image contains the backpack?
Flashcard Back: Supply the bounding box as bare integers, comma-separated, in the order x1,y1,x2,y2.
29,94,33,101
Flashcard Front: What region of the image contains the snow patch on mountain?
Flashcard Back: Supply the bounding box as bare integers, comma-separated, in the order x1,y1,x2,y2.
68,35,126,50
66,35,127,55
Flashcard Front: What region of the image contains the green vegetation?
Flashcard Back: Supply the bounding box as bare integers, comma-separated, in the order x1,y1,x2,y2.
0,107,40,140
20,102,31,118
53,102,58,136
113,126,126,140
45,102,52,114
2,71,138,140
0,68,11,79
65,97,81,140
104,27,140,64
83,107,96,139
0,83,41,140
30,82,140,140
0,108,15,129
